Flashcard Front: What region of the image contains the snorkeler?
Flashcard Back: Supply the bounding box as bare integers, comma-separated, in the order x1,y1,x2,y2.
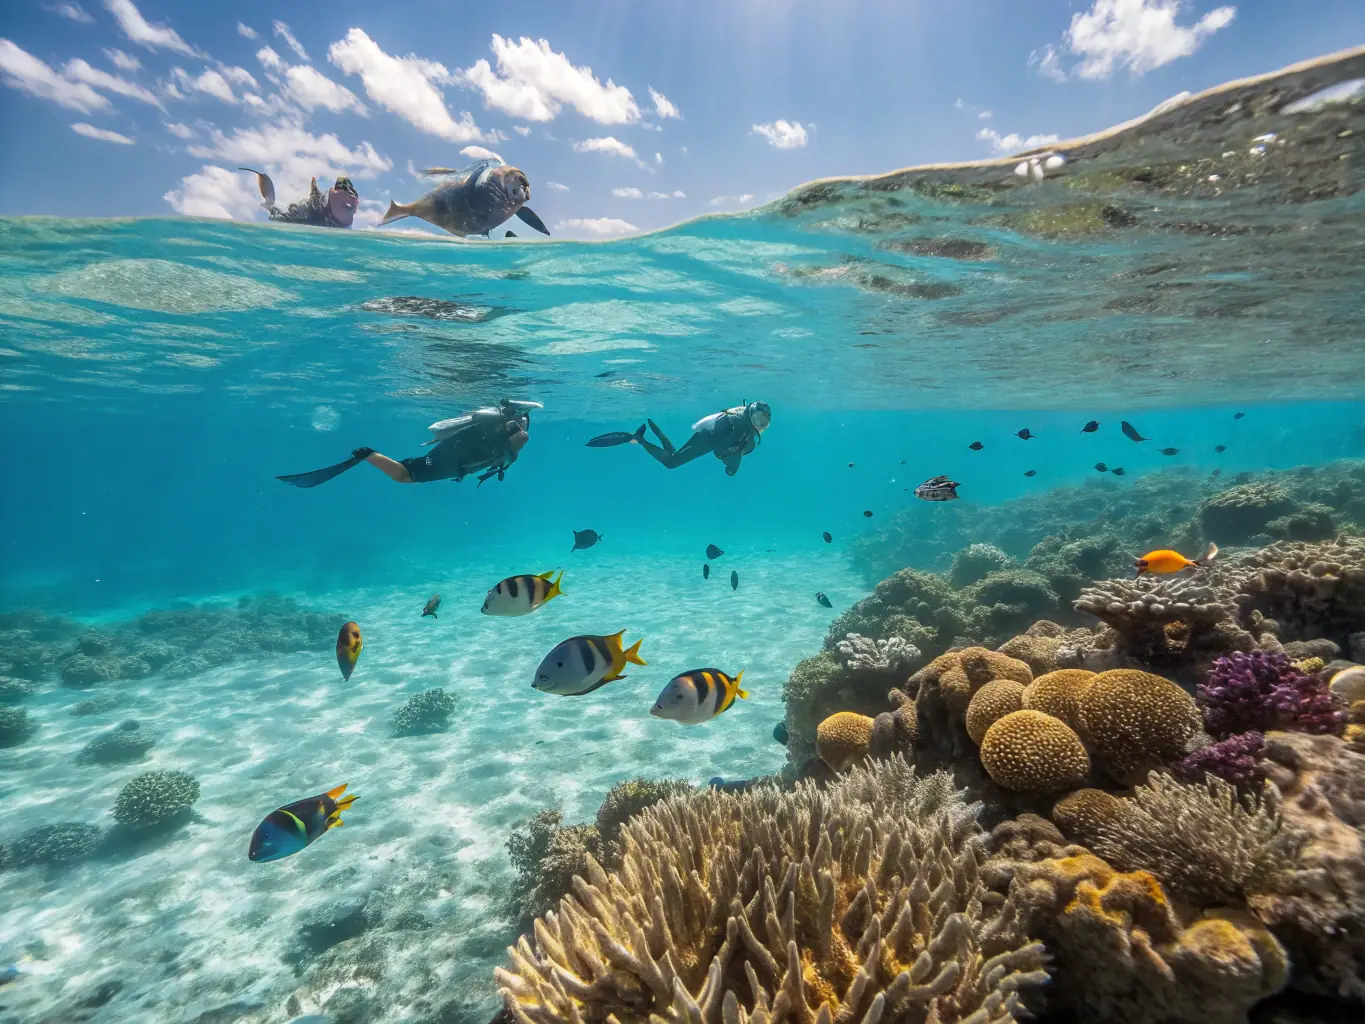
587,401,771,476
276,399,542,488
239,169,360,228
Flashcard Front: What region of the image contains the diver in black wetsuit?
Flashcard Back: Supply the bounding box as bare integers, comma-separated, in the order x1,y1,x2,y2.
276,399,540,488
587,401,771,476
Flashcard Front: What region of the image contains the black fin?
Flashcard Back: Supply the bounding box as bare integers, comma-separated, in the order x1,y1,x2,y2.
276,453,366,488
505,230,517,238
515,206,550,235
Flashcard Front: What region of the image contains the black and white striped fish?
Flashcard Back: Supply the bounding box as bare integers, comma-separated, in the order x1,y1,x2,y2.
914,475,960,501
650,668,748,724
482,571,563,616
532,631,646,695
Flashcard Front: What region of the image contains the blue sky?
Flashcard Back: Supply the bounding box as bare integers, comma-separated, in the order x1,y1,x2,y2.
1,0,1361,237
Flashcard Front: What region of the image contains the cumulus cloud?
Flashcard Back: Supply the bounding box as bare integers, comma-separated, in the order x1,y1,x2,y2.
0,40,110,113
273,20,310,62
611,186,642,198
164,164,265,219
172,67,237,104
708,194,754,207
103,48,140,72
459,34,639,123
104,0,199,57
45,3,94,23
63,57,163,108
751,120,808,149
460,144,503,162
256,46,284,72
1035,0,1236,80
328,28,486,142
237,22,257,40
573,136,642,166
187,123,392,196
546,181,569,191
218,65,258,90
555,217,637,236
648,86,679,119
72,121,134,144
285,64,365,114
976,127,1060,154
978,110,992,120
164,121,193,139
648,190,685,199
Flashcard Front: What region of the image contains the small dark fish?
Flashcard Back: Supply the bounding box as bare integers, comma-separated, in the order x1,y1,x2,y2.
1082,420,1099,432
336,622,362,681
847,462,855,468
915,475,960,501
899,459,905,464
772,721,789,745
1234,412,1245,420
1094,463,1108,472
703,564,710,579
1211,469,1222,478
822,531,832,543
421,594,441,619
706,544,724,559
863,510,873,517
816,592,832,608
968,441,984,451
1016,429,1035,440
594,370,616,378
1158,447,1179,456
1111,467,1127,476
1024,470,1037,477
1121,421,1149,442
571,529,601,551
1215,445,1226,453
730,570,739,591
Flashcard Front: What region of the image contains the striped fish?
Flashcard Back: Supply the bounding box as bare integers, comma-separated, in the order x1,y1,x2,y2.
482,571,563,616
248,784,358,862
650,668,748,725
532,630,645,696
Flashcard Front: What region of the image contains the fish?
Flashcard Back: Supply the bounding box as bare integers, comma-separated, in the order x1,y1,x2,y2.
730,570,739,590
1016,429,1035,440
914,475,960,501
1111,467,1127,476
248,784,358,862
708,776,725,788
822,531,832,543
531,630,646,695
650,668,748,724
1211,469,1222,478
421,594,441,619
238,167,276,209
505,231,517,238
863,510,873,517
1136,542,1218,577
1159,447,1180,456
816,592,832,608
706,544,724,559
703,564,710,579
1121,421,1149,442
585,425,645,447
481,571,563,616
335,622,362,681
1234,412,1246,419
1082,420,1100,432
848,462,855,468
968,441,984,451
381,160,549,237
571,529,601,551
1215,445,1227,453
1024,470,1037,477
1094,463,1108,472
773,721,789,745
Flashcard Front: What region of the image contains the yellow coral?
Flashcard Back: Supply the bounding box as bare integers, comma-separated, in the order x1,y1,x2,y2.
997,633,1061,676
1329,665,1365,706
1023,669,1097,734
980,709,1090,793
939,664,976,715
815,711,875,772
1052,787,1124,844
1078,669,1200,785
965,679,1025,745
959,646,1034,687
1172,910,1290,998
1294,656,1326,675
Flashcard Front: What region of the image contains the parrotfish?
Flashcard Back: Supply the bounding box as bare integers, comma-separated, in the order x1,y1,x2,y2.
422,594,441,619
706,544,724,559
772,721,789,745
381,160,549,238
248,784,357,862
532,631,645,695
336,622,362,681
571,529,601,551
1121,421,1148,442
650,668,748,724
1135,542,1218,577
816,592,833,608
482,571,563,616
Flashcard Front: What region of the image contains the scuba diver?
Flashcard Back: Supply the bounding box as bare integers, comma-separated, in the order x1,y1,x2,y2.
277,399,542,488
239,169,360,228
587,401,771,476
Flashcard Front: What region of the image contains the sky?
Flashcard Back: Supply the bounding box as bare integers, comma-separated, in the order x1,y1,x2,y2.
0,0,1361,238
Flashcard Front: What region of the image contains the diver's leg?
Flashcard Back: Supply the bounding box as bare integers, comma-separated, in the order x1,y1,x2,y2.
364,452,415,483
637,431,714,469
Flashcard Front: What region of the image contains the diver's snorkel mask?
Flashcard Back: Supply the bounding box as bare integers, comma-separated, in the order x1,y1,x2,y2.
746,400,771,435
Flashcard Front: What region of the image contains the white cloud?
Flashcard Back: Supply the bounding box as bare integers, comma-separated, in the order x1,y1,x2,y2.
285,64,365,114
555,217,637,236
173,67,237,104
187,123,392,198
256,46,285,72
648,190,685,199
72,121,134,144
240,91,295,117
328,28,486,142
351,197,388,230
1029,45,1067,82
45,3,94,23
546,181,569,191
1038,0,1236,81
978,110,992,120
708,194,754,207
237,22,257,40
104,0,198,57
62,57,163,108
164,164,264,219
654,151,663,165
273,20,310,62
458,34,639,123
219,65,259,90
751,120,808,149
611,186,642,198
104,48,140,72
976,127,1061,154
0,40,110,113
164,121,193,139
513,124,531,136
953,98,964,109
460,144,503,162
648,86,680,119
573,136,642,166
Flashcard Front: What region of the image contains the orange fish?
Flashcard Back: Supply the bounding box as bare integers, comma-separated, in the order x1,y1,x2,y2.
336,621,363,680
1135,542,1218,576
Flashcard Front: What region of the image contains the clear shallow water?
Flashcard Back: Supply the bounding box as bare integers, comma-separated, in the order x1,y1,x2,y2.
1,47,1364,1024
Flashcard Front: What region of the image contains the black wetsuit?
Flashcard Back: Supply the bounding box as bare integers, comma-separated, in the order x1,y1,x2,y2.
401,416,514,483
269,181,346,228
638,409,757,476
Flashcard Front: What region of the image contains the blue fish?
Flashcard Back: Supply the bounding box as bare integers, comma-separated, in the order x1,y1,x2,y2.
248,784,357,863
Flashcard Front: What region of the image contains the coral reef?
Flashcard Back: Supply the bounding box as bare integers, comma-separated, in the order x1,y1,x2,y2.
949,543,1014,587
1171,731,1268,790
112,770,201,829
978,710,1090,793
1077,669,1201,784
964,680,1025,745
835,632,921,677
1199,651,1344,739
1234,537,1365,652
1199,483,1300,544
593,778,693,861
1019,669,1095,732
994,622,1064,677
815,710,875,771
75,720,155,766
1,822,103,869
0,676,35,704
497,757,1048,1024
0,705,35,748
391,688,458,737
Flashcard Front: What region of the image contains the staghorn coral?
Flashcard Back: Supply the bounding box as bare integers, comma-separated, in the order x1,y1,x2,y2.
1170,731,1267,790
1020,669,1096,733
594,778,694,861
835,633,922,678
113,769,201,829
978,710,1090,793
949,543,1014,588
0,705,35,748
506,810,604,930
1199,651,1344,739
1233,536,1365,651
965,681,1025,746
815,711,875,772
1077,669,1201,784
497,757,1048,1024
391,688,458,737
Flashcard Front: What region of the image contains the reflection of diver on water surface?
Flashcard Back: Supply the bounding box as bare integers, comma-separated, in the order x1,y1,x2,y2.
588,401,771,476
240,169,359,228
277,400,542,488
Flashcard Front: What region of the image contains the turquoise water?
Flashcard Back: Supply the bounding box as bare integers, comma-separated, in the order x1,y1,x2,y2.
2,53,1365,1023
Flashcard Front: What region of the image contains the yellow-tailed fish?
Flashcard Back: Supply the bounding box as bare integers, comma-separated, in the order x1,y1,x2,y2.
1135,542,1218,576
651,668,748,724
482,571,563,616
532,630,644,695
248,783,357,862
336,621,362,680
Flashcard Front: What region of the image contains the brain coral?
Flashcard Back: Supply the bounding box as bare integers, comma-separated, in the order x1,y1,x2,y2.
1078,669,1200,784
979,710,1090,793
815,711,875,772
497,756,1048,1024
995,633,1060,677
1021,669,1096,733
965,680,1025,745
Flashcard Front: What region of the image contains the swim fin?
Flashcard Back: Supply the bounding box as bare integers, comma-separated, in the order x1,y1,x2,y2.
585,424,646,448
276,452,367,488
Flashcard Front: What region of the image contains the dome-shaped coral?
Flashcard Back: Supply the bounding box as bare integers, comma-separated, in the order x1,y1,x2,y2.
996,633,1061,676
966,680,1025,745
950,542,1014,587
113,769,200,829
1051,787,1124,844
1079,669,1200,784
980,710,1090,792
1022,669,1097,733
959,646,1034,687
815,711,875,771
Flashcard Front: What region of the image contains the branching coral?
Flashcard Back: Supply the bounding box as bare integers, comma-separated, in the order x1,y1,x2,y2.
497,757,1049,1024
1170,732,1267,790
75,720,155,766
391,688,458,737
506,810,603,929
4,822,103,869
594,778,694,861
1199,651,1344,739
113,769,201,829
1198,483,1299,544
835,633,922,678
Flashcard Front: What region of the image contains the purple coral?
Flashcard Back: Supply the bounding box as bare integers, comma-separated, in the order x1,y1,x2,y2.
1199,651,1344,739
1171,731,1266,790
